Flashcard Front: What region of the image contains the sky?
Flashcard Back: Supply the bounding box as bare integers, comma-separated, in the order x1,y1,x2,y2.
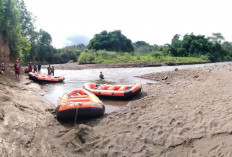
24,0,232,48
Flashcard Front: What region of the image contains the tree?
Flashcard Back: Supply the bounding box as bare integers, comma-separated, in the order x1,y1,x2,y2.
87,30,134,52
0,0,30,60
209,33,225,43
37,29,55,62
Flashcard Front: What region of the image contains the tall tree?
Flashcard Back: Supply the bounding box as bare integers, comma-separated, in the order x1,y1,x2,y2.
210,33,225,43
87,30,134,52
0,0,30,60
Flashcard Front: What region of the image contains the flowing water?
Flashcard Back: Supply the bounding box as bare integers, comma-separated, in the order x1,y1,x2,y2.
40,62,229,113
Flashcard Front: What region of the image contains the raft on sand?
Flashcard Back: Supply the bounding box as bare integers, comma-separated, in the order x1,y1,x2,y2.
28,72,65,83
83,82,142,99
56,88,105,120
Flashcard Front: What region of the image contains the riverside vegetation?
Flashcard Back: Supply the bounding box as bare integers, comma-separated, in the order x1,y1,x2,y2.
1,0,232,65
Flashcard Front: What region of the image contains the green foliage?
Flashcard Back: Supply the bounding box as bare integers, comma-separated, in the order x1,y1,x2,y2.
133,41,158,53
87,30,134,52
78,52,95,64
0,0,29,59
77,50,207,64
150,51,164,58
167,33,230,62
52,44,84,64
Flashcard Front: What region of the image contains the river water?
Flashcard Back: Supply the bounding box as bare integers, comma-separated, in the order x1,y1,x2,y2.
40,62,229,113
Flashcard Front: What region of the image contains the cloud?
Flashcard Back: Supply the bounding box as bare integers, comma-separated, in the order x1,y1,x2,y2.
65,35,90,46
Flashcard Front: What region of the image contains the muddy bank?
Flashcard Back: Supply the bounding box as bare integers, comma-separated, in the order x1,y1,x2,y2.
52,61,209,70
1,63,232,156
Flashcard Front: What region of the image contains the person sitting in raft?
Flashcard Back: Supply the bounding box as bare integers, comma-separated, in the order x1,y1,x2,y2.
99,71,104,79
47,65,52,75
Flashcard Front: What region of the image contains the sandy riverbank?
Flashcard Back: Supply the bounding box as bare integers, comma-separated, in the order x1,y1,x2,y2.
1,63,232,156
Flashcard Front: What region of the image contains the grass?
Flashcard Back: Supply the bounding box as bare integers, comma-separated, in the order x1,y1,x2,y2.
78,50,209,64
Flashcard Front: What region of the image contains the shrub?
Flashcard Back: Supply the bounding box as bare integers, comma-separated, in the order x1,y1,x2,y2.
150,51,164,58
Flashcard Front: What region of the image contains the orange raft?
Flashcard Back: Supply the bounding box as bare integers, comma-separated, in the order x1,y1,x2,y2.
84,82,142,99
28,72,65,83
56,88,105,120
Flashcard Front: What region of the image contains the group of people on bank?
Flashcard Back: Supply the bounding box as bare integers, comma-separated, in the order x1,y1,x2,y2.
1,59,105,80
25,62,41,74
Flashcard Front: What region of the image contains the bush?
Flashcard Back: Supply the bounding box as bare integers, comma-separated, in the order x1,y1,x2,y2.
150,51,164,58
78,53,96,64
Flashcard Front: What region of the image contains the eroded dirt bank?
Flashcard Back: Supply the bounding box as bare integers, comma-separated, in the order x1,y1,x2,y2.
1,63,232,156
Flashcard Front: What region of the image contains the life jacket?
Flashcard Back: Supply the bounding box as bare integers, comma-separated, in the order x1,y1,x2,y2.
15,63,20,70
99,74,104,79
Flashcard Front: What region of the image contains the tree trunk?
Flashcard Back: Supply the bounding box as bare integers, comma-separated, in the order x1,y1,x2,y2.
0,33,10,62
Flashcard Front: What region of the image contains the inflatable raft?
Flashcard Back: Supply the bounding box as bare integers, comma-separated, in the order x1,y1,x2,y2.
56,88,105,120
84,82,142,99
28,72,65,83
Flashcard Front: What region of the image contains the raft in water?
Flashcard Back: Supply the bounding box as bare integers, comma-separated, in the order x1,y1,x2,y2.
56,88,105,120
28,72,65,83
83,82,142,99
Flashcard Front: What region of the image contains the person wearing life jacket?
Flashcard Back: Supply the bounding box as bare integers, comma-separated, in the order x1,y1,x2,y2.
51,66,55,76
14,60,21,80
0,62,5,75
34,64,38,73
99,71,104,79
28,62,32,73
47,65,52,75
38,63,41,73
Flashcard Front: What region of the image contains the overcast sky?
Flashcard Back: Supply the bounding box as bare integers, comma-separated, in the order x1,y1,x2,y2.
24,0,232,48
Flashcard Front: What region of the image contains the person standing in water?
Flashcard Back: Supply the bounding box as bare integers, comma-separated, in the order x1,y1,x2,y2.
99,71,104,79
51,66,55,76
38,63,41,73
47,65,51,75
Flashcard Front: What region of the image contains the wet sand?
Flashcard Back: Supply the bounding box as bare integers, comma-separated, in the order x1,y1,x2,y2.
1,63,232,156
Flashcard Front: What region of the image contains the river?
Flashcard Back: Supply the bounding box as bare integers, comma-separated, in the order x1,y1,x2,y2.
40,62,229,113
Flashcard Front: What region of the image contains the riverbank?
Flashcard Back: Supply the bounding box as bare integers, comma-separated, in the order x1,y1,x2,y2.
51,61,209,70
1,63,232,156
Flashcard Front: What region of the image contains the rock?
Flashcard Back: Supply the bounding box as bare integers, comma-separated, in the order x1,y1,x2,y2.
163,76,168,80
0,109,4,120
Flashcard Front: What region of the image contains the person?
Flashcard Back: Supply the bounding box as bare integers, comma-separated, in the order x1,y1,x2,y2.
34,64,38,73
51,66,55,76
1,62,5,71
28,62,32,73
14,60,20,80
47,65,51,75
38,63,41,73
99,71,104,79
0,62,5,75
